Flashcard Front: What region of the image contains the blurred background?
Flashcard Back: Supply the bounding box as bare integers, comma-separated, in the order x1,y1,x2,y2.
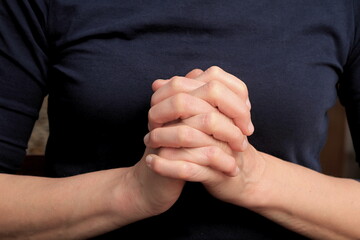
25,97,360,178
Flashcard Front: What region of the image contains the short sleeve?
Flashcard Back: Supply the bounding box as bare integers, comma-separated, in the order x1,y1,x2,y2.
338,0,360,165
0,0,49,173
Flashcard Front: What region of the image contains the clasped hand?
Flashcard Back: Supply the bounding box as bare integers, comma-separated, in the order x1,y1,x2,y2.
131,66,266,218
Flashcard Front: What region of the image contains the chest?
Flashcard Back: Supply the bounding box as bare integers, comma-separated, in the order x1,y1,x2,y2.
47,1,350,150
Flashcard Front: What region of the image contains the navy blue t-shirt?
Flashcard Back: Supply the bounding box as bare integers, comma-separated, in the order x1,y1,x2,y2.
1,1,360,239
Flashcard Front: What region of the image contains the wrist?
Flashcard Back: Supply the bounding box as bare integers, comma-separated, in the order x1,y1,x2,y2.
236,149,283,210
109,166,154,226
241,151,303,212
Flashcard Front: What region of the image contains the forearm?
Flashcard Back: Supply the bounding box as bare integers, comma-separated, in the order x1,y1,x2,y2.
146,66,360,238
0,168,143,240
250,152,360,239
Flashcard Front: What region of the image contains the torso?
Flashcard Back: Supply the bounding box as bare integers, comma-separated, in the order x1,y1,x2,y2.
44,1,354,238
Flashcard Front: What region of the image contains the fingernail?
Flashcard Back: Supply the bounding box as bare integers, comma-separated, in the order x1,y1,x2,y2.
143,133,150,144
146,155,153,167
248,122,254,134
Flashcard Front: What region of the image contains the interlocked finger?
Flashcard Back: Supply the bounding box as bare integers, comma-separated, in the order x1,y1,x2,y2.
189,80,253,135
151,76,204,106
181,112,247,152
196,66,249,99
144,125,230,152
148,93,217,130
157,147,239,177
146,153,231,183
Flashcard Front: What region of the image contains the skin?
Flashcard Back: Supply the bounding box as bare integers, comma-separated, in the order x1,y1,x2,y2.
145,66,360,240
0,67,251,239
0,66,359,239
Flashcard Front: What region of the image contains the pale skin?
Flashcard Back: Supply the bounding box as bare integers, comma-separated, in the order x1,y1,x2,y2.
145,66,360,240
0,66,359,239
0,67,252,239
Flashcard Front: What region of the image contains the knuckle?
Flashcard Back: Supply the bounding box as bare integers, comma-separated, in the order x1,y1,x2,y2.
151,157,162,173
227,159,238,173
205,146,221,160
245,109,251,120
202,112,218,131
148,129,160,146
171,93,188,113
148,108,155,123
187,68,203,77
206,146,236,173
169,76,184,91
206,80,222,98
233,128,244,142
177,126,192,145
151,79,160,92
150,94,157,106
206,66,223,76
238,81,249,96
221,142,233,154
158,148,174,159
237,105,250,119
178,163,193,179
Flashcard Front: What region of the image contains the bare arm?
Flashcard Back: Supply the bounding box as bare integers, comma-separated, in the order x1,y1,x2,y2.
0,168,132,239
251,151,360,240
147,66,360,239
0,150,184,239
